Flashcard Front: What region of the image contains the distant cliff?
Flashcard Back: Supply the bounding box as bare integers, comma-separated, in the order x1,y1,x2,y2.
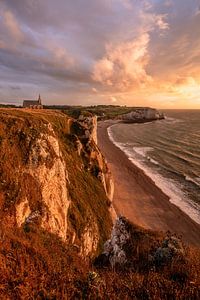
120,107,164,123
0,109,112,257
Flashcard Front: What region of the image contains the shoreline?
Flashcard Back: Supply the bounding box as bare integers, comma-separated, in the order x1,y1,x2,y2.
97,120,200,247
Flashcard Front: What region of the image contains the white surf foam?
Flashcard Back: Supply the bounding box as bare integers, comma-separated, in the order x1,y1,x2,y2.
107,125,200,225
148,157,160,166
132,147,160,166
132,147,154,158
185,175,200,188
164,117,182,124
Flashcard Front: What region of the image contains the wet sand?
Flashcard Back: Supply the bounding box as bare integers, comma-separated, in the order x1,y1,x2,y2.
98,120,200,247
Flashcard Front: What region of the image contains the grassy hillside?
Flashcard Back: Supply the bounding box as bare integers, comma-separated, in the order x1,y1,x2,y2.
0,108,112,253
0,219,200,299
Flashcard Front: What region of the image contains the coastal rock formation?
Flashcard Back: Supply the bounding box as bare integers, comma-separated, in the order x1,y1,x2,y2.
80,219,99,256
152,234,185,266
121,107,164,123
102,216,130,268
96,216,185,270
0,109,112,257
72,113,115,205
23,130,70,240
78,114,98,144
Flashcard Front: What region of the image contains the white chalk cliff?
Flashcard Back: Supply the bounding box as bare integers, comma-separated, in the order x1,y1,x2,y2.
121,108,164,123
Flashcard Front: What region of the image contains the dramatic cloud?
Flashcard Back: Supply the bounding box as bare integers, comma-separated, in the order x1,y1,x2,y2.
92,34,152,89
0,0,200,107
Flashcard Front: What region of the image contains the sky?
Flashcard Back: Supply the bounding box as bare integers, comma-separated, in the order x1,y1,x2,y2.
0,0,200,108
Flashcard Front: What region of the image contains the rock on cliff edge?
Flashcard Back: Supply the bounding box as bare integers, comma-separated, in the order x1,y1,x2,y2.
95,216,186,270
72,113,114,204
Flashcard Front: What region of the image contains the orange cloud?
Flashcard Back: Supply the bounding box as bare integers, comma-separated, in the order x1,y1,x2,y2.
92,33,152,90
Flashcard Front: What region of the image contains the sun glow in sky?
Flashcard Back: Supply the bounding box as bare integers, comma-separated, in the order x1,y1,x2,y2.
0,0,200,108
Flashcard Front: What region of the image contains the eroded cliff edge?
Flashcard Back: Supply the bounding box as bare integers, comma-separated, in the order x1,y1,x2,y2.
0,109,113,257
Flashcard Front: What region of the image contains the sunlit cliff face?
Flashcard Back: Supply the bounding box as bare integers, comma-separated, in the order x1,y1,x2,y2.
0,0,200,108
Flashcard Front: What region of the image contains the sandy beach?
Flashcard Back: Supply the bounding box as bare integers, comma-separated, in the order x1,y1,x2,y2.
98,120,200,247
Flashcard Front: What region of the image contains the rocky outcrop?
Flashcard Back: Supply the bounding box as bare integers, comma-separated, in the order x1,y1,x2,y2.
102,216,130,268
72,113,115,208
67,113,115,254
0,109,112,257
78,114,98,144
96,216,185,270
121,108,164,123
15,197,31,226
22,129,70,241
80,219,99,257
151,235,185,266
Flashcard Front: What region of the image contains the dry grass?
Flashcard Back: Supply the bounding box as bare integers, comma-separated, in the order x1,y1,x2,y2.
0,227,89,299
0,223,200,299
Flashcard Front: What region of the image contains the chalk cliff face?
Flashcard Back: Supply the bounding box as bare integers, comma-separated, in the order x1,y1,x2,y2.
78,114,98,144
0,109,112,257
73,114,114,203
121,108,164,123
18,126,70,241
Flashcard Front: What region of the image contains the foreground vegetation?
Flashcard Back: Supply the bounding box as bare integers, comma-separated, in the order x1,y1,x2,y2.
0,222,200,299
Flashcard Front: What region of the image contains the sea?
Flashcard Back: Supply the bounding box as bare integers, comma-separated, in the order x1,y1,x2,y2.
108,110,200,225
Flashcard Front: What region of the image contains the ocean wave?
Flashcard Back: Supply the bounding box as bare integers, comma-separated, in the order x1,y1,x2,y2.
164,117,182,124
148,157,160,165
132,147,160,166
154,146,200,167
107,125,200,225
185,175,200,188
128,156,200,225
132,147,154,158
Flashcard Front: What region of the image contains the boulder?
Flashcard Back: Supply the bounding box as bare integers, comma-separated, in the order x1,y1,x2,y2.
101,216,130,268
152,234,185,266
